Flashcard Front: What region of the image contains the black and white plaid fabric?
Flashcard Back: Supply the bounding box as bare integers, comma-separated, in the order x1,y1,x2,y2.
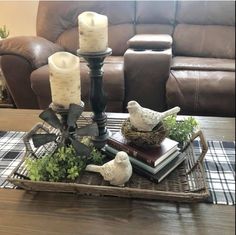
194,140,235,205
0,131,26,188
0,131,235,205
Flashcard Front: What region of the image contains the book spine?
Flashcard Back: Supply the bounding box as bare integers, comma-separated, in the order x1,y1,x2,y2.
107,139,155,167
131,164,160,183
157,155,186,183
106,145,180,175
105,145,186,184
105,145,154,172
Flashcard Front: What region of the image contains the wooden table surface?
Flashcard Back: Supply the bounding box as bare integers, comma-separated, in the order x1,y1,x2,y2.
0,109,235,235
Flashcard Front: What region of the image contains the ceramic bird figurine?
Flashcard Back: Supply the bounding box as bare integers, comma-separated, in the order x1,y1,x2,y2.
85,151,132,187
127,100,180,132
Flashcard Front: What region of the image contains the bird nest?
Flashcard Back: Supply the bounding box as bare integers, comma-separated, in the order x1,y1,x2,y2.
121,118,168,148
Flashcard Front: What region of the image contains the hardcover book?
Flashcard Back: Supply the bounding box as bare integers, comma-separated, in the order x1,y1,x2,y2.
107,132,179,167
105,146,186,184
105,145,180,174
131,153,186,183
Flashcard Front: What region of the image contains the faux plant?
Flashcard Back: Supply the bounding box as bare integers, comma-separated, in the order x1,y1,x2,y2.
0,25,9,39
25,138,105,182
163,115,198,147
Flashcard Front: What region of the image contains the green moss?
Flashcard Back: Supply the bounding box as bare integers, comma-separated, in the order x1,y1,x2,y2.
25,138,105,182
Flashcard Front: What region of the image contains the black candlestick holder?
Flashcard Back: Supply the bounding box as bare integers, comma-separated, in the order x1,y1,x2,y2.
77,48,112,149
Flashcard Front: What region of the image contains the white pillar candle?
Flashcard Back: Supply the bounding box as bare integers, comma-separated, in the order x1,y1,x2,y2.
78,11,108,53
48,52,81,109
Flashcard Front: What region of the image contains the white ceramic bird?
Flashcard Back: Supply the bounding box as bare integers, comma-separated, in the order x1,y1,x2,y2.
127,101,180,132
85,151,132,187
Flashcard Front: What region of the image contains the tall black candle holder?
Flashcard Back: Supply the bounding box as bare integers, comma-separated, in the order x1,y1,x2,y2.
77,48,112,149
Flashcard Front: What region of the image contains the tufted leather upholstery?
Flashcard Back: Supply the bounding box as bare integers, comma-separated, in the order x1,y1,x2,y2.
0,0,235,116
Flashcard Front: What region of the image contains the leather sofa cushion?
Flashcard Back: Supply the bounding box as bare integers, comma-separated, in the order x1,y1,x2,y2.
37,1,135,56
173,24,235,59
56,24,134,56
135,1,175,36
80,57,124,104
56,28,78,54
166,70,235,117
136,24,173,36
136,1,176,24
108,24,134,56
30,65,52,109
30,56,124,111
176,1,235,26
171,57,235,72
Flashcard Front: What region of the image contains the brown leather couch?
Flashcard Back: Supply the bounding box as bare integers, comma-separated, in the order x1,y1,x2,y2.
0,1,235,117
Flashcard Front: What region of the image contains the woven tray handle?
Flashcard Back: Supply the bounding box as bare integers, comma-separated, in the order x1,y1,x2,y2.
187,130,208,173
23,123,50,157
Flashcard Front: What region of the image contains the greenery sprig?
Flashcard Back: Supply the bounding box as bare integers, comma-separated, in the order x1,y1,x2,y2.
0,25,9,39
163,116,198,146
25,137,105,182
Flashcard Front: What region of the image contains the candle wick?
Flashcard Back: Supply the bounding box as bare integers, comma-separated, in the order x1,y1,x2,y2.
91,18,95,26
61,60,66,68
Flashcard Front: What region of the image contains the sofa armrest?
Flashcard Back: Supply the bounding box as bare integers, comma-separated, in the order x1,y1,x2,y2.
0,36,64,69
127,34,172,50
124,35,173,112
0,36,64,109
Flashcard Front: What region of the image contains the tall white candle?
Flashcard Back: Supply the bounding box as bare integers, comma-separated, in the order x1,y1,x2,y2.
78,11,108,53
48,52,81,109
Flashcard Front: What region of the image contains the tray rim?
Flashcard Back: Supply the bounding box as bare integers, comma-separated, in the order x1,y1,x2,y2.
7,176,209,202
6,115,210,203
7,147,210,203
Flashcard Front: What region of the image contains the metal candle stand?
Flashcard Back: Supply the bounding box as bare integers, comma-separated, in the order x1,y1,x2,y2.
77,48,112,149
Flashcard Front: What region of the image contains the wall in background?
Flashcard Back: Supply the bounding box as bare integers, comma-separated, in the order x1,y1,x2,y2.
0,1,38,37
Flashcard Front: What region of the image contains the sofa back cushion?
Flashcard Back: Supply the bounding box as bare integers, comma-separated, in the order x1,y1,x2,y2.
37,1,135,56
37,1,235,58
135,1,176,35
173,1,235,59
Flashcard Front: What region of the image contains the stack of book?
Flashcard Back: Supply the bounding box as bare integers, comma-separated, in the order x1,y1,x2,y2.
105,132,186,183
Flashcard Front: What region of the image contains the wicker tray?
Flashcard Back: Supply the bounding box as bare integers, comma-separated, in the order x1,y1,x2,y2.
7,115,209,203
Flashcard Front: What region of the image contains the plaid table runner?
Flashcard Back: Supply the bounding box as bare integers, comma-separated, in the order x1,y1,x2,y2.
0,131,235,205
194,140,235,205
0,131,26,188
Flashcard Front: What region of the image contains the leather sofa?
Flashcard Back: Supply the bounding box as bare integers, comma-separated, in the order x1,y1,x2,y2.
0,1,235,117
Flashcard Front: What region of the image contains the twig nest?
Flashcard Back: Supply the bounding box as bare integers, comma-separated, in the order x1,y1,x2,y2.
121,118,168,148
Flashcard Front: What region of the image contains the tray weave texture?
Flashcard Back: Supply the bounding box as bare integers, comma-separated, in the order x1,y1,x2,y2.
7,115,209,202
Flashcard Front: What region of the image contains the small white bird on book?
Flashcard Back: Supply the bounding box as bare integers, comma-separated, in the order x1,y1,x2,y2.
127,100,180,132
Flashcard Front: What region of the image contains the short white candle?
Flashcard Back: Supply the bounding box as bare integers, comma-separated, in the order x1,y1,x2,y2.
78,11,108,53
48,52,81,109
